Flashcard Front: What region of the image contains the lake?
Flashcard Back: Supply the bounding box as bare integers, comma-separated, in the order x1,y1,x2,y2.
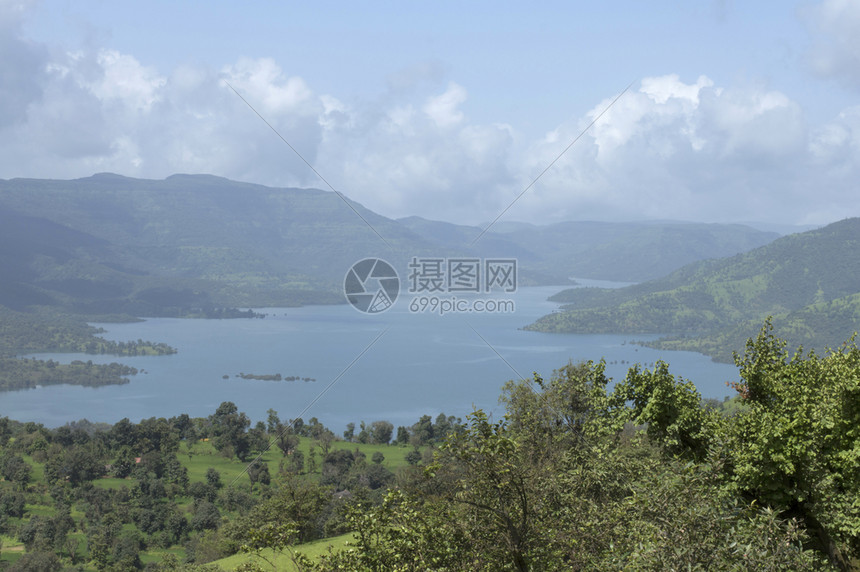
2,283,740,430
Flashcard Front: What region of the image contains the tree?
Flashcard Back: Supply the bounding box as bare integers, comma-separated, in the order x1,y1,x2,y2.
315,489,470,571
266,408,281,434
395,426,409,445
206,467,222,488
43,444,105,486
404,449,422,465
314,429,335,456
209,401,251,461
274,424,299,457
226,476,331,545
410,415,434,446
247,460,271,487
321,450,354,489
724,321,860,568
369,420,394,444
191,501,222,532
0,453,31,489
282,450,304,475
343,422,355,442
435,410,537,571
610,360,719,461
112,530,143,570
0,489,25,518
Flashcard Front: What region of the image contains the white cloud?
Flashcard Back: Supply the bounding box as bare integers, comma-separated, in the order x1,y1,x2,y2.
422,82,467,128
512,75,825,224
221,58,316,116
0,6,859,229
88,50,165,111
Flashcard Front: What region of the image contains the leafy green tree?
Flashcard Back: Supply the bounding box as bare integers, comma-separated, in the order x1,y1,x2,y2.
404,449,421,465
433,410,539,571
43,443,105,486
315,489,470,571
191,501,221,532
266,408,281,434
247,460,271,487
112,530,143,570
610,360,720,460
188,481,218,503
725,321,860,568
410,415,434,446
247,423,268,456
0,452,31,489
314,429,335,456
321,449,354,489
369,420,393,444
112,445,137,478
209,402,251,461
0,489,25,518
206,467,222,488
395,426,409,445
226,476,331,546
280,449,304,475
343,422,356,442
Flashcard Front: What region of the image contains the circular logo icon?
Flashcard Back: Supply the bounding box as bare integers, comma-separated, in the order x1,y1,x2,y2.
344,258,400,313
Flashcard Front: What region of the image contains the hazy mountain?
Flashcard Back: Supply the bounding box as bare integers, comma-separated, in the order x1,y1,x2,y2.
0,173,441,314
526,218,860,362
399,216,780,282
0,173,779,317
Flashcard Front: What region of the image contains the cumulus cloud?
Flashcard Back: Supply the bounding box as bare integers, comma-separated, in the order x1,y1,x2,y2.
514,75,830,224
0,7,859,227
422,82,467,128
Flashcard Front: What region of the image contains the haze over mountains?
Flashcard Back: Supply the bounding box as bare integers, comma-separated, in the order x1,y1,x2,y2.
0,173,780,318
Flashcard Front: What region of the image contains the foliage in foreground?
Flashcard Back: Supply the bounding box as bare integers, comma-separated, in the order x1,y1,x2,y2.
302,321,858,571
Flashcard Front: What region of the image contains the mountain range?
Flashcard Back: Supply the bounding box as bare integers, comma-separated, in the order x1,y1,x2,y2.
0,173,780,318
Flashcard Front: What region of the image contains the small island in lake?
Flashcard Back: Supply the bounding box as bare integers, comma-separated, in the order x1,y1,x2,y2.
232,372,316,382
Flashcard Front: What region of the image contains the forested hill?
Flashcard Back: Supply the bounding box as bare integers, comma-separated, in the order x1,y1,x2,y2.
0,173,781,315
526,217,860,362
0,173,435,314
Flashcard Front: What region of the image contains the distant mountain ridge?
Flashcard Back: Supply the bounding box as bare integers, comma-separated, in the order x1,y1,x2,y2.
398,217,779,283
526,218,860,362
0,173,779,317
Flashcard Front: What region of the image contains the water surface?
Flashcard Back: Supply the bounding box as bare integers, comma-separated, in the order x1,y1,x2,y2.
3,283,740,430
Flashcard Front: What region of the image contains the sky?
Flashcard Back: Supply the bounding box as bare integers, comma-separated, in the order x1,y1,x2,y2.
1,0,859,227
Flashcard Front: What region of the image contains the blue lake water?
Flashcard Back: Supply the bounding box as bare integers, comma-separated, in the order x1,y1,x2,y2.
1,283,740,430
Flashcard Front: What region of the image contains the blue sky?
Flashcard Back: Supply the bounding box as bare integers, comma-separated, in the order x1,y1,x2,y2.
2,0,859,226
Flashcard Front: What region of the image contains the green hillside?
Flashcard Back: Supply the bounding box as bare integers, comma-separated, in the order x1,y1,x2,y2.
0,173,440,314
526,218,860,361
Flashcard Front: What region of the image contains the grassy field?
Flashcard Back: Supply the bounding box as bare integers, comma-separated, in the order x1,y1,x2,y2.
179,436,416,486
212,532,355,571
